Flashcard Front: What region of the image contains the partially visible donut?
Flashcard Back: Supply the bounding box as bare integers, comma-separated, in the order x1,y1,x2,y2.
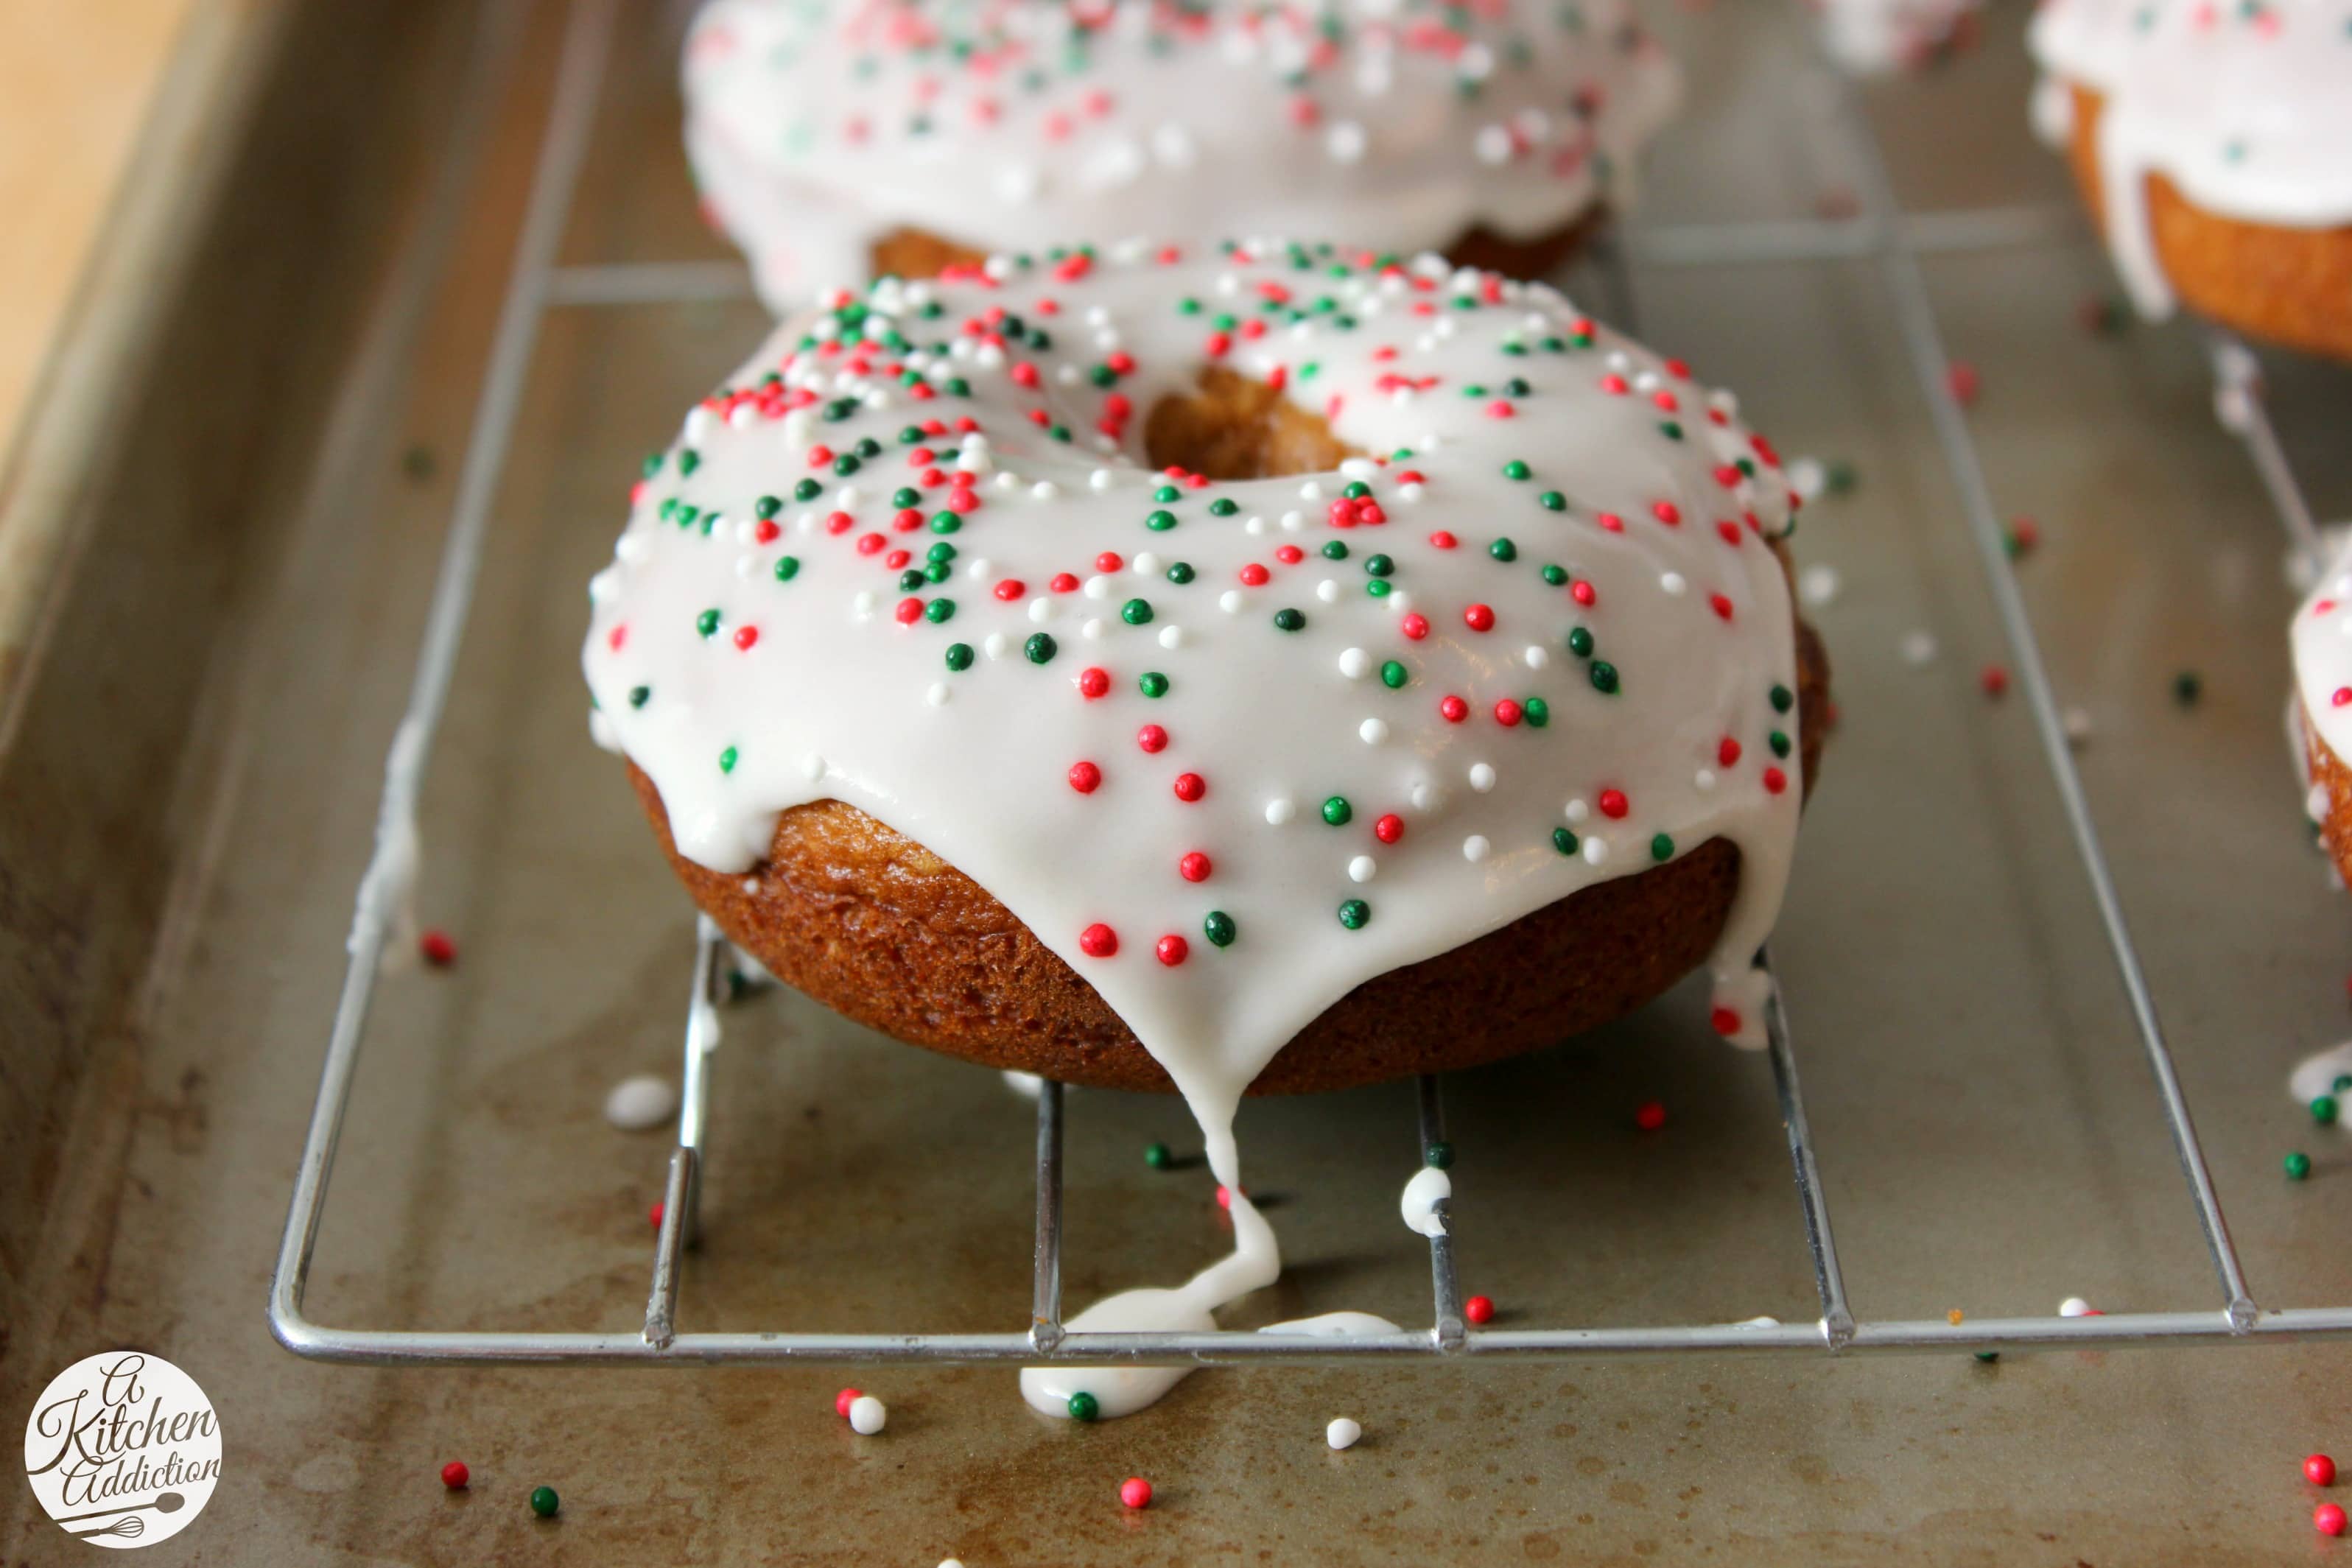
681,0,1682,308
2030,0,2352,362
583,240,1819,1138
2295,547,2352,886
1808,0,1981,75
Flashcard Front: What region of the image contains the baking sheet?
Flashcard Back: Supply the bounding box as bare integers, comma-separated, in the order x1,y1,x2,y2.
7,0,2352,1561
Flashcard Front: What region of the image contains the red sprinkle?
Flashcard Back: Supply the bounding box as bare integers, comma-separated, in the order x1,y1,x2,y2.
2312,1455,2339,1488
1179,851,1212,882
1078,924,1119,959
1120,1477,1154,1510
994,579,1025,602
1374,813,1404,845
440,1461,470,1491
1719,737,1744,767
1947,362,1981,405
732,626,759,650
1598,788,1629,820
1711,1006,1743,1037
1137,724,1168,754
1428,530,1458,550
1156,935,1189,966
1981,665,2010,697
1078,666,1111,700
1494,699,1523,727
1635,1100,1668,1131
2319,1504,2347,1538
1095,552,1123,573
1400,613,1430,641
835,1387,863,1418
1463,603,1495,633
1439,695,1470,723
648,1201,664,1231
2335,688,2351,708
1173,773,1207,802
894,597,924,625
1763,766,1788,795
1068,761,1102,794
1239,563,1271,586
1464,1295,1495,1326
420,929,457,967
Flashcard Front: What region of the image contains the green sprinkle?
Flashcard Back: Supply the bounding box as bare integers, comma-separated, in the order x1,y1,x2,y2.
2314,1096,2339,1127
1321,795,1352,826
697,608,722,638
1503,460,1531,480
2173,671,2202,706
1552,826,1579,856
1770,683,1794,713
1590,661,1620,694
718,746,738,774
2286,1150,2313,1181
1321,540,1349,561
1145,509,1179,531
754,494,782,520
1337,898,1371,930
832,453,862,477
1166,560,1195,585
944,642,975,671
1025,633,1057,664
1489,538,1517,563
1365,553,1394,577
924,598,955,624
1121,598,1154,626
1203,910,1236,947
1540,563,1567,586
1208,498,1238,517
1973,1351,2000,1364
628,685,650,709
1273,608,1306,632
1425,1141,1455,1170
1142,1143,1172,1171
930,511,961,535
794,477,823,502
1769,730,1791,758
773,555,801,582
1539,491,1566,512
1379,659,1408,689
1567,627,1594,658
1140,671,1169,698
1524,697,1549,728
1650,833,1674,862
1154,484,1182,503
530,1486,560,1519
678,451,700,477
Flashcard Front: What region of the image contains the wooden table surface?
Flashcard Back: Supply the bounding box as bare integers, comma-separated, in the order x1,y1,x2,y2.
0,0,200,449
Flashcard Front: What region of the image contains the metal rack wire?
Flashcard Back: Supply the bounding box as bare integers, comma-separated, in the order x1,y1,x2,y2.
271,0,2350,1369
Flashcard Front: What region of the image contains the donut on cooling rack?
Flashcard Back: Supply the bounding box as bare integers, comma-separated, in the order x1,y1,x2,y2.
2295,547,2352,884
582,239,1827,1099
1808,0,1981,74
679,0,1682,310
2029,0,2352,362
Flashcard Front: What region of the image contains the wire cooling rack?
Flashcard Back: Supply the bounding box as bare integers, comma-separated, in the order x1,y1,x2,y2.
270,0,2347,1368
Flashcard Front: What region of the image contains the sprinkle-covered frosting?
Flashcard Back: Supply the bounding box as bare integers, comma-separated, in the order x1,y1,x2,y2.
682,0,1681,309
582,241,1806,1391
2029,0,2352,318
2295,539,2352,767
1810,0,1979,74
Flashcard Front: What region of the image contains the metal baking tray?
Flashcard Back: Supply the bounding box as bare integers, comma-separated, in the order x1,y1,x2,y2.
7,0,2352,1560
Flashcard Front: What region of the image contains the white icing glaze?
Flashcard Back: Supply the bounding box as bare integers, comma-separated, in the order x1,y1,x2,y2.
1399,1164,1451,1237
2029,0,2352,318
583,242,1808,1413
1811,0,1979,75
683,0,1681,310
1019,1185,1278,1418
1326,1415,1363,1448
1257,1309,1405,1337
2289,1040,2352,1107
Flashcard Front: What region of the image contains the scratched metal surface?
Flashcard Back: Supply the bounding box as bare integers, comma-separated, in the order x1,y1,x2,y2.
7,0,2352,1561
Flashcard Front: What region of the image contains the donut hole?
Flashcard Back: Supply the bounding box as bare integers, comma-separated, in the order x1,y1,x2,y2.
1142,367,1361,481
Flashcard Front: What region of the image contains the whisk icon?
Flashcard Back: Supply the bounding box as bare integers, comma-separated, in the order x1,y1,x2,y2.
55,1491,185,1539
73,1515,144,1541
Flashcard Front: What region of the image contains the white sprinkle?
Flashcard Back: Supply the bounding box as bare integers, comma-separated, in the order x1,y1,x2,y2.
1398,482,1424,503
852,590,877,619
1327,1418,1362,1451
1900,630,1938,666
926,682,950,707
603,1075,678,1131
983,632,1008,659
732,553,756,580
2058,1296,2093,1318
966,557,993,581
1475,124,1513,164
1360,717,1389,745
1032,479,1059,501
1788,456,1827,500
1158,625,1184,650
615,534,650,565
1327,122,1367,163
1317,579,1341,604
1298,481,1324,501
1220,590,1244,614
1028,597,1055,624
1564,798,1590,823
1583,837,1610,866
1411,779,1444,812
1349,855,1377,883
1468,762,1496,792
1660,572,1687,597
1280,510,1305,532
1081,617,1106,640
1089,468,1114,491
1523,644,1548,669
1266,798,1296,826
1084,574,1112,600
1799,563,1841,608
1133,552,1162,575
682,408,716,444
1245,514,1267,535
1462,835,1489,862
1695,767,1718,791
1338,647,1370,679
2064,706,2093,747
847,1395,888,1435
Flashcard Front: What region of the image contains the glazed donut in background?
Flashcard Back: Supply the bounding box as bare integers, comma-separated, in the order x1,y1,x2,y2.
1808,0,1981,74
681,0,1682,309
2030,0,2352,362
583,237,1825,1209
2296,544,2352,885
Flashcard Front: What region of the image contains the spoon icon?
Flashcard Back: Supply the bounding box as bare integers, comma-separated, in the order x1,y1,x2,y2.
57,1491,185,1532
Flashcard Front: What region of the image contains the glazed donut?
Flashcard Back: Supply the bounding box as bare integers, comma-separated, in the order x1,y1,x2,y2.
2295,546,2352,884
681,0,1682,309
2030,0,2352,362
583,240,1822,1184
1808,0,1980,74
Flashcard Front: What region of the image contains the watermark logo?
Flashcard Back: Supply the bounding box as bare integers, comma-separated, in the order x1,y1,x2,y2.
23,1351,220,1548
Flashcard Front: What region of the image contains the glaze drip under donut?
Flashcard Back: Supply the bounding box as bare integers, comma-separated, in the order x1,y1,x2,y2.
2029,0,2352,320
682,0,1682,309
583,241,1808,1226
